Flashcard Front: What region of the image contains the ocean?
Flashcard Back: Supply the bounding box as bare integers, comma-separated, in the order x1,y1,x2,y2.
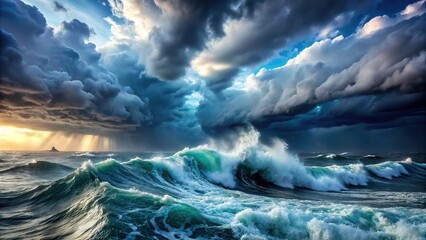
1,132,425,239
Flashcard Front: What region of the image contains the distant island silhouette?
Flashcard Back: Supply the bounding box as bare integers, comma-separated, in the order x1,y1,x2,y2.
50,147,59,152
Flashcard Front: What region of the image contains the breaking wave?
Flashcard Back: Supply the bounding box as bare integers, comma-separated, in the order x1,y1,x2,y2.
1,129,425,239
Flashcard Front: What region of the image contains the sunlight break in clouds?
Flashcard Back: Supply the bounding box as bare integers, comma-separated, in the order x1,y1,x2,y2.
0,125,112,151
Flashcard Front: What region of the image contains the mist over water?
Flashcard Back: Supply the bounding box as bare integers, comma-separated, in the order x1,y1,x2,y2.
1,129,425,239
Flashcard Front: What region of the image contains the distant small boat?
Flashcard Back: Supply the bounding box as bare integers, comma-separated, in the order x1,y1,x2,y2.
50,147,59,152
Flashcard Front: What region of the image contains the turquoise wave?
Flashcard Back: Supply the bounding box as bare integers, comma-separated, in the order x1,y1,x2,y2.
1,146,425,239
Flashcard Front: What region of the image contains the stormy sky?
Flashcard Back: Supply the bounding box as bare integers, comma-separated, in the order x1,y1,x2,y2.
0,0,425,152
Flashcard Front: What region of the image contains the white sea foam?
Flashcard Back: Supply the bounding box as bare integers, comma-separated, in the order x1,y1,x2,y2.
75,152,95,157
366,161,408,179
403,157,413,163
175,127,370,191
228,202,426,240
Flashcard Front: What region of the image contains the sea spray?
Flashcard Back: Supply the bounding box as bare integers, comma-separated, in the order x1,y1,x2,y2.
1,129,425,239
172,128,370,191
366,161,409,179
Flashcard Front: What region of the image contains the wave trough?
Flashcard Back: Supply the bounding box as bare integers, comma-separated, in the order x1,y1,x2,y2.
0,130,425,239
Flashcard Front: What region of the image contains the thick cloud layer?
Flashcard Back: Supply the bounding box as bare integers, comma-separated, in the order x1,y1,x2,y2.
0,0,208,150
191,0,370,90
107,0,366,87
100,43,205,149
1,0,425,151
197,4,426,133
0,0,151,132
107,0,243,80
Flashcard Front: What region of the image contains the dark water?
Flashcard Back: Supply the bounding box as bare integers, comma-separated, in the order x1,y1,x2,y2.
1,137,425,239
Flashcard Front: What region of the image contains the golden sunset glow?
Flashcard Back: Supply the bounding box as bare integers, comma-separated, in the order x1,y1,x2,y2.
0,125,113,151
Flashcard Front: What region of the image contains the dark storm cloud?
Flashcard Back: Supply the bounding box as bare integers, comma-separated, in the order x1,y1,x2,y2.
1,0,425,152
55,19,101,64
100,44,205,149
263,93,426,132
0,0,205,149
192,0,371,90
0,0,46,42
0,0,152,131
108,0,243,80
145,0,237,80
197,12,426,132
100,43,195,124
53,1,67,12
108,0,280,82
